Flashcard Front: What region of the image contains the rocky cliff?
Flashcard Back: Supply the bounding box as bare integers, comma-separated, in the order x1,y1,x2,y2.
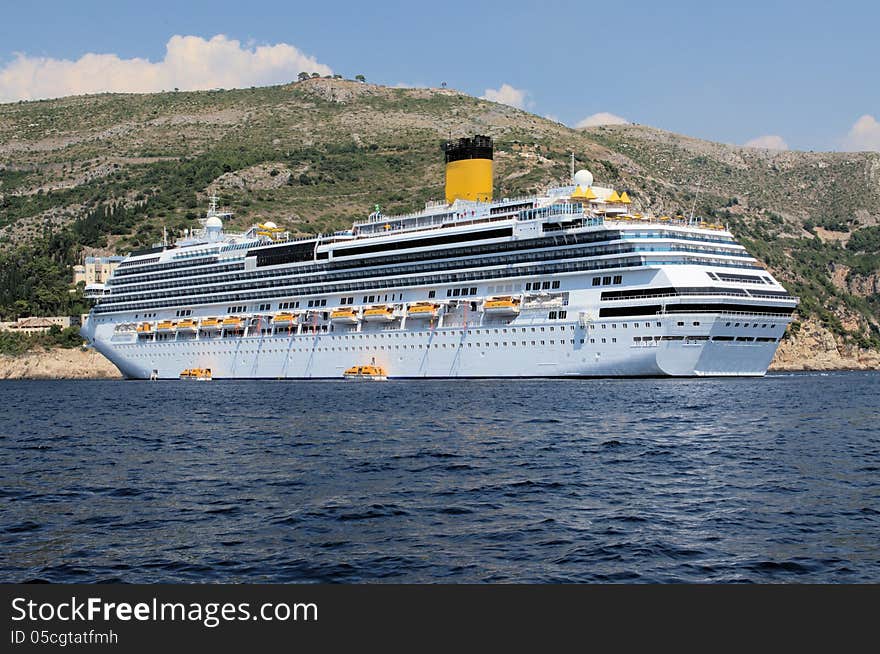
0,347,121,380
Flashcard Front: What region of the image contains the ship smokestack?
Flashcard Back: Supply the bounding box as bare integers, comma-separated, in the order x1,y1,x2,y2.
443,135,493,204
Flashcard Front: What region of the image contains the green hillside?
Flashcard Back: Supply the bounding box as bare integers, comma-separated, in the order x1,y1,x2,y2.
1,77,878,352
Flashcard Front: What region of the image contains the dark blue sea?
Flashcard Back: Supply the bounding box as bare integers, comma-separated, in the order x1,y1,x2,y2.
2,372,879,583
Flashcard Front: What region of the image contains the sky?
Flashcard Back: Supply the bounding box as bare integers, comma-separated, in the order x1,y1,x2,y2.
1,0,878,152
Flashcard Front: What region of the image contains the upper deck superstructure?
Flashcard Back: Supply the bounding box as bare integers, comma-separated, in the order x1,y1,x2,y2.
82,136,798,379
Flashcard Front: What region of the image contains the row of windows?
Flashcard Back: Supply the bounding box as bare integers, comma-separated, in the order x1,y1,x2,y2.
709,271,773,285
117,256,160,269
226,305,247,314
592,275,623,286
136,331,782,350
114,255,222,278
140,324,587,342
280,301,300,309
601,286,748,301
590,321,664,329
108,238,639,298
525,280,562,291
107,238,753,302
108,224,751,295
131,339,596,356
548,311,568,319
111,229,617,289
174,309,193,317
624,229,736,243
94,256,761,315
102,242,744,308
446,287,478,297
598,302,794,318
109,261,245,288
362,293,404,303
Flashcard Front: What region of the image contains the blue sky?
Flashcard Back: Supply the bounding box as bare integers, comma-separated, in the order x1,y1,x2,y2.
1,0,878,151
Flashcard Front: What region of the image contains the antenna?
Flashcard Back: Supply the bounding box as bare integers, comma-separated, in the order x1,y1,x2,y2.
689,178,702,224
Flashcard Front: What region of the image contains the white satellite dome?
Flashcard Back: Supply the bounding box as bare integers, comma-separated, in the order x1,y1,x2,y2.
574,169,594,188
205,216,223,229
263,221,277,229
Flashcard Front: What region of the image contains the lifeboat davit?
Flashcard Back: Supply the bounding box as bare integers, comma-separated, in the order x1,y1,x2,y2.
200,317,221,331
483,296,521,316
176,319,197,332
363,305,396,322
406,302,439,319
272,312,297,328
330,308,360,325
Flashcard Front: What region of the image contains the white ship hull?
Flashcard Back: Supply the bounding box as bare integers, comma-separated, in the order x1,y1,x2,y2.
89,310,786,379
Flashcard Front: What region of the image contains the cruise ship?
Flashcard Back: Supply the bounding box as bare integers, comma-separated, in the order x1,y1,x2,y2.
81,135,798,379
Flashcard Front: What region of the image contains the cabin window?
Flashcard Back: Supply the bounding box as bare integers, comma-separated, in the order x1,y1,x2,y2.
552,280,560,289
613,275,622,284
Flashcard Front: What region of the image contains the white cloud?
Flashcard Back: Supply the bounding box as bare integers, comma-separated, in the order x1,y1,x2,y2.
743,135,789,150
481,83,528,109
575,112,629,128
842,114,880,152
0,34,332,102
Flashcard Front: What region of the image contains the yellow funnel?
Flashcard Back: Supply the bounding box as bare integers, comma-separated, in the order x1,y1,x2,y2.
444,135,493,204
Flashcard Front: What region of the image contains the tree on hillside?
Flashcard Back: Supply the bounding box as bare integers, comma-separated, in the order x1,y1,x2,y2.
355,74,366,83
311,72,320,78
297,72,310,82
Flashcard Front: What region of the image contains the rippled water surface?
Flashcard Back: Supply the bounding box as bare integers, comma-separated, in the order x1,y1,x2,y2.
2,373,879,583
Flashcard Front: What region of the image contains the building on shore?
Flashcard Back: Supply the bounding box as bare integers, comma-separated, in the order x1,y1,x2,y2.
0,316,80,334
73,256,125,286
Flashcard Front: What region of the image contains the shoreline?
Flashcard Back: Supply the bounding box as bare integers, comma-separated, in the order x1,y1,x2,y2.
0,347,121,380
0,346,877,380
